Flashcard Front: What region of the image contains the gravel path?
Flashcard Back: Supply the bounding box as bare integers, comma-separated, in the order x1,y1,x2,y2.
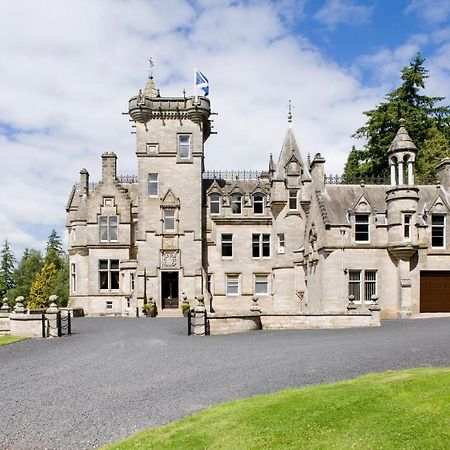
1,317,449,449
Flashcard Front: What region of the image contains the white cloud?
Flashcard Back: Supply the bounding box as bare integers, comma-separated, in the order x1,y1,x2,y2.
314,0,373,27
406,0,450,24
0,0,434,257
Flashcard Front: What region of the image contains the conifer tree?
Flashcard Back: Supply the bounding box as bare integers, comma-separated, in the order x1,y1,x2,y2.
343,55,450,181
28,262,58,309
0,239,16,298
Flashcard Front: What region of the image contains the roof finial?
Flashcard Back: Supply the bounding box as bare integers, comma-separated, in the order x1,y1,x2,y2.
287,100,293,126
399,117,405,127
148,57,154,78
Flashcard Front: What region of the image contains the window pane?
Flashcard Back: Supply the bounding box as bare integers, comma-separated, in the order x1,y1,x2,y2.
99,272,108,290
252,234,260,257
255,275,268,294
109,216,118,241
431,215,445,247
210,194,220,214
99,260,108,270
364,270,377,302
262,234,270,257
355,214,369,242
110,271,119,290
222,234,233,257
289,191,297,210
178,135,190,159
231,195,242,214
227,276,239,294
164,209,175,230
253,196,264,214
148,173,158,196
349,270,361,302
110,260,119,269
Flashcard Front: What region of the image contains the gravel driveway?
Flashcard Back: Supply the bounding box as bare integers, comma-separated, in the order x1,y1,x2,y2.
1,317,449,449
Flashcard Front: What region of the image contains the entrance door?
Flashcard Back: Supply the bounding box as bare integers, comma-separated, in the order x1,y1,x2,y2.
420,271,450,312
161,272,179,309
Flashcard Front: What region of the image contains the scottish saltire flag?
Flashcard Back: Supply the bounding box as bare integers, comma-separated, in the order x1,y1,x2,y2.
195,70,209,96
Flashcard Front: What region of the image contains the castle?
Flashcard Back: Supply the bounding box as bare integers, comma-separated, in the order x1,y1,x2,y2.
66,73,450,318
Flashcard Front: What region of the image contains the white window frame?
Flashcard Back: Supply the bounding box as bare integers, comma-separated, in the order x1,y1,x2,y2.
221,233,233,258
148,173,159,197
288,190,298,211
252,233,271,258
226,274,240,296
210,193,220,215
348,269,377,304
277,233,285,254
231,194,242,214
431,214,446,248
163,209,175,232
106,301,113,310
178,134,191,160
99,259,120,291
70,263,77,293
355,213,370,243
254,274,269,295
99,216,118,242
403,213,412,241
253,194,264,215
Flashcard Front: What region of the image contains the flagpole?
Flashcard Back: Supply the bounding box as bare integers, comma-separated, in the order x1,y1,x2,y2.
194,66,197,102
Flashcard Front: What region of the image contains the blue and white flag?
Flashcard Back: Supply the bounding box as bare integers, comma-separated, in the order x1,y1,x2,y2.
195,70,209,96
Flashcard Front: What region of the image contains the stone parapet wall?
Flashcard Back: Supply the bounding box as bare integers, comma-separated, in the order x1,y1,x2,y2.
9,314,44,338
207,314,261,335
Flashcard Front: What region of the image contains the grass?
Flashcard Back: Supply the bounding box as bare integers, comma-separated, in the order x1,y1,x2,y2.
105,368,450,450
0,335,26,346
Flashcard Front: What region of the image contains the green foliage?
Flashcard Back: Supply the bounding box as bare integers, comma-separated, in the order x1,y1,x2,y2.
344,54,450,181
28,262,58,309
181,302,191,313
5,249,43,306
45,229,64,269
0,239,16,298
105,368,450,450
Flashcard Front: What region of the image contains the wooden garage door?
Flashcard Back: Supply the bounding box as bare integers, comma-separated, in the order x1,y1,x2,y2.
420,271,450,313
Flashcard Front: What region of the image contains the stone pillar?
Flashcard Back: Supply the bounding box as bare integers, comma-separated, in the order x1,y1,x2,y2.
0,299,11,335
46,296,60,337
398,161,404,185
407,161,414,185
194,295,206,336
369,295,381,326
390,163,396,186
79,168,89,196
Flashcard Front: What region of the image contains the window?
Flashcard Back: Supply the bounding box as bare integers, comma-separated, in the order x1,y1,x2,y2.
178,134,191,159
355,213,370,243
70,263,76,293
126,297,131,308
253,195,264,214
106,301,113,310
210,193,220,215
103,197,114,207
348,270,377,304
404,214,412,240
163,209,175,231
146,143,158,154
252,233,271,258
226,274,239,295
130,273,135,291
289,190,298,210
231,194,242,214
207,274,212,295
148,173,158,196
431,214,445,248
221,233,233,257
277,233,285,254
99,259,120,291
99,216,118,242
254,275,268,295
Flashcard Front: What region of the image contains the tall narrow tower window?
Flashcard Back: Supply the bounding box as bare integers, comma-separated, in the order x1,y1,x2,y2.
148,173,158,196
403,214,412,240
178,134,191,159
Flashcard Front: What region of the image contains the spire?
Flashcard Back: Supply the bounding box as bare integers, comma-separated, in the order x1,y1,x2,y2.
388,119,417,154
269,153,275,174
143,57,158,97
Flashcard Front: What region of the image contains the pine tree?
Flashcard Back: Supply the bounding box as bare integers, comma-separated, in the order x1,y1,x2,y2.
343,54,450,181
0,239,16,298
28,262,58,309
45,229,64,269
5,249,43,305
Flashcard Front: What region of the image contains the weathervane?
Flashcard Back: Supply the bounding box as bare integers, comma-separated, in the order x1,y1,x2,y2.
287,100,293,125
148,57,154,77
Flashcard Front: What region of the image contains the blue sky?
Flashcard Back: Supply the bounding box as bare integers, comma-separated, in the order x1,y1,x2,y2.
0,0,449,257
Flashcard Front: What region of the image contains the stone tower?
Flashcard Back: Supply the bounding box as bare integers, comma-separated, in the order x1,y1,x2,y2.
128,75,211,310
385,121,419,316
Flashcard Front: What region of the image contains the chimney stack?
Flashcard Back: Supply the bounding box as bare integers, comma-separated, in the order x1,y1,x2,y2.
101,152,117,182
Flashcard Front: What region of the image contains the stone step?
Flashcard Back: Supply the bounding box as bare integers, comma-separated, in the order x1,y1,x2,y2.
157,309,184,318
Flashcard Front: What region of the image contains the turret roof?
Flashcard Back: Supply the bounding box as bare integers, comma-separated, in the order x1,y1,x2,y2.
388,122,417,154
143,75,158,97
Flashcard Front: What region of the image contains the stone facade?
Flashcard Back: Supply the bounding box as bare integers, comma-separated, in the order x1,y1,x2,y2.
66,75,450,318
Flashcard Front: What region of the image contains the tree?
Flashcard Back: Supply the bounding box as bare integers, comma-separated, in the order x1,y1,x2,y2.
5,249,43,305
45,229,64,269
28,262,58,309
343,54,450,181
0,239,16,298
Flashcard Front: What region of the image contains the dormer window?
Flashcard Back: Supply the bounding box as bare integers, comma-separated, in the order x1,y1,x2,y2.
210,193,220,215
431,214,445,248
355,213,370,243
231,194,242,214
253,195,264,214
178,134,191,159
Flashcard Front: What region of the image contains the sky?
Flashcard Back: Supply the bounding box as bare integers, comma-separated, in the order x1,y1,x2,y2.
1,0,450,257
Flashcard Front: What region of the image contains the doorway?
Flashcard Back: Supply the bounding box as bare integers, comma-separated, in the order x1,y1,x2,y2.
161,272,179,309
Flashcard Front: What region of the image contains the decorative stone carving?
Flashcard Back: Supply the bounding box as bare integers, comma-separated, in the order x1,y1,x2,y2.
161,251,179,268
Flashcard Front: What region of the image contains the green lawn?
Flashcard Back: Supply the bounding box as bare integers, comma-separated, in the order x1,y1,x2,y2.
0,335,25,346
106,368,450,450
